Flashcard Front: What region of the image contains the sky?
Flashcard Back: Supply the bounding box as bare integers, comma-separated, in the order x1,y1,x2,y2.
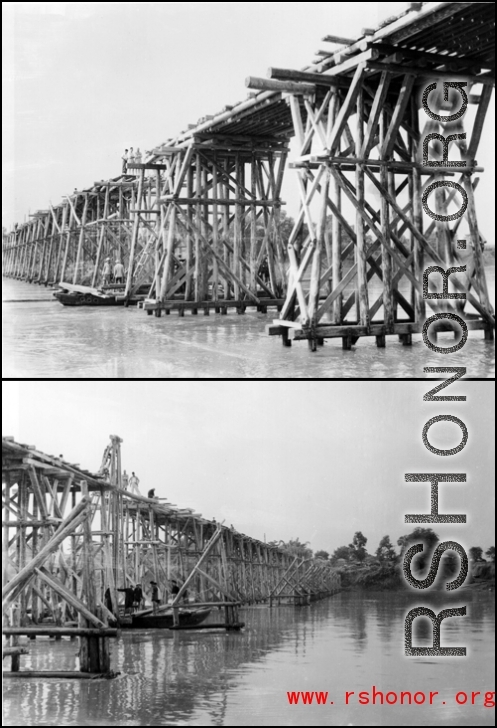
2,380,494,557
2,1,495,241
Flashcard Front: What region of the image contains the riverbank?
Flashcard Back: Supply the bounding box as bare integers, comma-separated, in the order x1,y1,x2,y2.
336,561,495,591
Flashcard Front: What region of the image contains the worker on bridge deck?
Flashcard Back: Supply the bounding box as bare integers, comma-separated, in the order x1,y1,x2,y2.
121,149,129,174
102,257,112,286
128,471,140,495
114,259,125,285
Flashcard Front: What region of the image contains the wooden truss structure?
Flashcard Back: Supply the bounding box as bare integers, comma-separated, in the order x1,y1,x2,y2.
2,179,142,290
2,435,339,676
3,2,495,340
129,136,289,315
264,5,495,349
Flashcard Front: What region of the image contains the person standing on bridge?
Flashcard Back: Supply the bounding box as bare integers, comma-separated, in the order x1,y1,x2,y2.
133,584,144,611
122,470,129,490
128,471,141,495
121,149,129,174
114,259,125,285
150,581,161,614
102,257,112,286
117,585,135,615
135,148,142,164
104,587,114,615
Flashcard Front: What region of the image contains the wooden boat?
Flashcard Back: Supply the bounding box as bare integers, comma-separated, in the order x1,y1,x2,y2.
53,282,151,307
117,607,211,630
53,283,118,306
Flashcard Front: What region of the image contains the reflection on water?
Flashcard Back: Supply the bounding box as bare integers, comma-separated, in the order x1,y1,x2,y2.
2,276,495,379
3,591,494,726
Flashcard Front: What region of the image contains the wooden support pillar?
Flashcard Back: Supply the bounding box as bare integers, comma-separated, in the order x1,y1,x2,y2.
463,175,492,315
411,100,425,323
331,162,342,323
212,154,219,302
380,111,394,331
355,87,370,328
73,196,89,284
234,156,243,299
79,482,109,673
307,167,330,350
194,153,202,303
92,186,109,287
223,158,231,300
125,168,145,298
10,606,21,672
250,154,257,292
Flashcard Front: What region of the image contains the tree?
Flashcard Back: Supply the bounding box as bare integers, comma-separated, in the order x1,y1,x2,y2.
485,546,495,562
397,527,439,553
314,550,329,561
397,527,440,571
375,535,397,563
279,538,313,560
469,546,484,562
349,531,368,562
330,545,352,564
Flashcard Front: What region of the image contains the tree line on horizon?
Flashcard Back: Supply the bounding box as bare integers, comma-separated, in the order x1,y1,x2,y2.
272,529,495,566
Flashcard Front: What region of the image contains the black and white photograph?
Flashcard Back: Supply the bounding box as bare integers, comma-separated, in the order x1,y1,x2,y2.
1,380,495,725
2,2,495,726
2,1,494,378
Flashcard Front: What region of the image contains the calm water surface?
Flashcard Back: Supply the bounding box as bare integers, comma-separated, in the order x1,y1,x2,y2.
2,274,495,379
3,591,495,726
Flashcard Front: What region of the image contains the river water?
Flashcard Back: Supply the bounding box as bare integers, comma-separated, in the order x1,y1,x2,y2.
2,590,495,726
2,273,495,379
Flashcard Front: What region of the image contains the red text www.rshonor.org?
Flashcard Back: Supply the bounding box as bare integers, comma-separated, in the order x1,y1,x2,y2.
286,688,496,708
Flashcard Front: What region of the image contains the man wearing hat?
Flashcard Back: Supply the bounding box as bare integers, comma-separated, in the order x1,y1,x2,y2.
150,581,161,614
102,257,112,286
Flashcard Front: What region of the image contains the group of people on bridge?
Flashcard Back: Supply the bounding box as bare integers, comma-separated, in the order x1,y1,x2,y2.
121,470,140,494
101,257,126,287
121,147,142,174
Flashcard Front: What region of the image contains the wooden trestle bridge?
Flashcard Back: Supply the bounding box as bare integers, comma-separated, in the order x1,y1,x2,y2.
2,435,339,676
2,1,495,349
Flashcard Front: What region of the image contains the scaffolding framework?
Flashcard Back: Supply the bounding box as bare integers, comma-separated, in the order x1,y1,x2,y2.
2,435,339,676
266,56,494,349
